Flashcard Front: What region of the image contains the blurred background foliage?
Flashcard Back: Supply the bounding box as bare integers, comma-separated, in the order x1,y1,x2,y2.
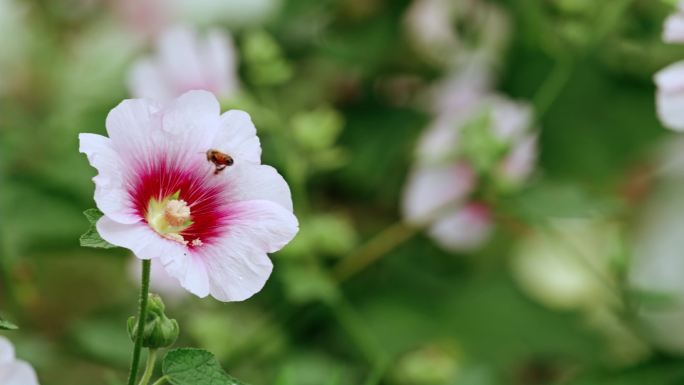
2,0,684,384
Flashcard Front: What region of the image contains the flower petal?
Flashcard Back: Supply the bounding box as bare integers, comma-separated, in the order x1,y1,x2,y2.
428,203,493,252
105,97,163,164
161,90,221,152
0,361,39,385
203,245,273,302
664,13,684,43
160,252,210,298
0,337,15,364
96,216,185,260
656,61,684,131
204,199,298,302
157,25,205,92
79,133,138,224
212,110,262,164
498,134,537,185
402,163,475,224
223,163,293,211
202,29,239,97
127,58,172,101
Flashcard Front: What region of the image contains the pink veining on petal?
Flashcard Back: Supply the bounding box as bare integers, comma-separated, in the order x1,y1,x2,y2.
128,155,232,248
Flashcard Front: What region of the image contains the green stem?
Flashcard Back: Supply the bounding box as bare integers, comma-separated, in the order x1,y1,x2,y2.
150,375,170,385
532,57,573,122
138,349,157,385
333,221,418,282
127,259,152,385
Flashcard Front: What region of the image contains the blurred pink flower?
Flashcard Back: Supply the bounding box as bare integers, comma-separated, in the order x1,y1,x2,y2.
498,134,538,185
0,337,39,385
128,25,239,103
655,61,684,131
80,90,298,301
664,3,684,43
109,0,171,39
402,163,475,225
402,73,536,251
428,202,493,252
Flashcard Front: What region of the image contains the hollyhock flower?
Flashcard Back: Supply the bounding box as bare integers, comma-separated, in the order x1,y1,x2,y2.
128,25,239,103
402,72,536,251
79,90,298,301
0,336,39,385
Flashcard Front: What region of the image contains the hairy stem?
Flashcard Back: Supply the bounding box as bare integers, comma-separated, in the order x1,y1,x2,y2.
333,222,418,282
138,349,157,385
127,259,151,385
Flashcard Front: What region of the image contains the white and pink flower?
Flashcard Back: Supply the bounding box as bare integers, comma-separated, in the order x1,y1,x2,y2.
0,337,39,385
80,90,298,301
402,72,536,252
128,25,239,103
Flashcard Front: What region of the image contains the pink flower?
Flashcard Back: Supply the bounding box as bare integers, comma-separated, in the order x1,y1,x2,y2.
655,61,684,131
128,25,239,103
402,163,475,225
80,90,298,301
428,202,493,252
402,77,536,251
0,337,39,385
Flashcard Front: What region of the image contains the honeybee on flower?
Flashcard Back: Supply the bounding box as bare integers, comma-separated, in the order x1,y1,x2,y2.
80,90,298,301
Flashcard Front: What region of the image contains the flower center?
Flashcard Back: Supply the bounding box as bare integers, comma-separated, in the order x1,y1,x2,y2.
146,192,194,245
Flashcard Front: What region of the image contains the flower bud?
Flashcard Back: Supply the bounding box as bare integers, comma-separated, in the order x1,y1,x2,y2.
128,293,179,348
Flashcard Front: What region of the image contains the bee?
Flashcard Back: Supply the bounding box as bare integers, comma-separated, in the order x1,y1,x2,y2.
206,149,234,175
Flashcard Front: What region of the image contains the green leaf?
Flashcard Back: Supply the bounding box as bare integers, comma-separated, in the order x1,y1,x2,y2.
0,317,18,330
80,208,116,249
162,348,250,385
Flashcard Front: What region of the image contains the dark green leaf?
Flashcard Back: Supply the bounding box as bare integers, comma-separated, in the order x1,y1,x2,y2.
83,208,104,224
80,209,116,249
163,348,250,385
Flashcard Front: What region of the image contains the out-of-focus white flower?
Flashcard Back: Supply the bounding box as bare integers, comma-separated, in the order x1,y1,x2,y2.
655,61,684,131
497,135,538,186
428,203,493,252
0,337,39,385
80,90,298,301
629,150,684,353
664,2,684,43
512,219,650,365
404,0,510,68
128,25,239,103
511,219,620,311
402,163,475,225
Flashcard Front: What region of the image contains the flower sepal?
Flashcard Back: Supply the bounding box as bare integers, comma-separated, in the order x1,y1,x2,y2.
80,208,117,249
128,293,180,349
